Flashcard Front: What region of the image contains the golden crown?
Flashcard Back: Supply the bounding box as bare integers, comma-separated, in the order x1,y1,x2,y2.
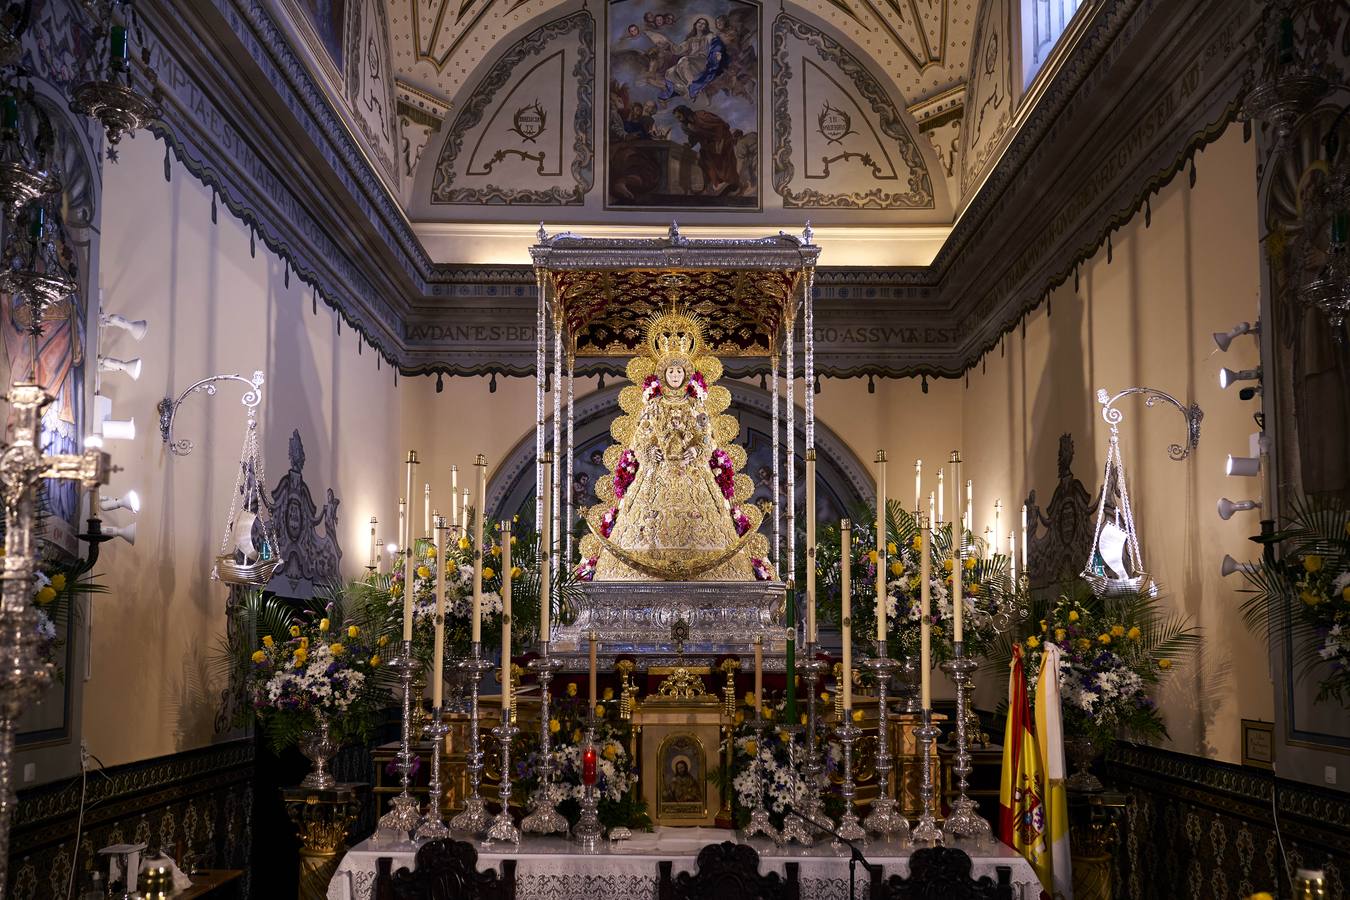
644,310,705,360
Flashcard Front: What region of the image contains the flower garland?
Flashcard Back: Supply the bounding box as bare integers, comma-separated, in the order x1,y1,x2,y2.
685,371,708,401
642,374,662,402
731,505,751,537
751,557,774,581
709,449,735,501
576,556,598,582
598,506,618,539
613,449,639,499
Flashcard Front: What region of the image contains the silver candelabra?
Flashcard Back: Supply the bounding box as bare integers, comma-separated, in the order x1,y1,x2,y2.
797,649,828,834
740,710,777,842
777,723,812,846
911,708,942,846
863,651,909,841
573,722,603,851
0,384,109,896
378,639,423,835
414,706,451,840
521,645,568,835
484,716,521,844
834,719,865,841
450,643,494,834
941,644,992,847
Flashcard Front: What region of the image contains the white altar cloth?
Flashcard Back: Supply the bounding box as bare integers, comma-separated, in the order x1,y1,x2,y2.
327,826,1041,900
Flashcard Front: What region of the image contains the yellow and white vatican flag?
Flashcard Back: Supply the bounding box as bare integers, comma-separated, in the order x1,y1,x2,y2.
998,644,1052,893
1035,642,1074,899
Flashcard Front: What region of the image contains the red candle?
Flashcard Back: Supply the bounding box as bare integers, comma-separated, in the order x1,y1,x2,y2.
582,745,598,786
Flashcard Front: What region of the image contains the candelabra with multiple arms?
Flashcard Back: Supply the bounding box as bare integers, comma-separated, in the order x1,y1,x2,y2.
0,384,111,896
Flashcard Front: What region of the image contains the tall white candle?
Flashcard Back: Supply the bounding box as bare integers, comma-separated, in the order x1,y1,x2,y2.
450,465,459,529
461,489,470,538
937,469,945,524
914,458,922,512
501,520,512,714
472,454,487,644
402,452,419,642
541,452,553,643
588,630,598,713
1009,531,1017,584
424,483,431,537
432,516,448,709
375,538,384,574
965,479,973,535
929,492,936,532
806,449,817,644
841,518,853,712
368,516,378,569
951,451,963,644
920,503,932,709
993,500,1002,559
874,450,887,644
397,498,406,555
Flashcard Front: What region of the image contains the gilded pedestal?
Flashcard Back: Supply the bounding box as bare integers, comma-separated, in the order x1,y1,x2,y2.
283,783,366,900
890,712,946,819
1069,789,1125,900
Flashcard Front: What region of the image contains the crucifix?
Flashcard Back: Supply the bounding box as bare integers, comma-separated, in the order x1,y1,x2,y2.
0,382,111,896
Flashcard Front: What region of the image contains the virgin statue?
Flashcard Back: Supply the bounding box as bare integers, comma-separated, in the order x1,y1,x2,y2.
577,308,771,582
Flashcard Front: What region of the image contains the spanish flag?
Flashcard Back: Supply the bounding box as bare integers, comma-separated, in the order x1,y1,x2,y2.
999,644,1052,894
1035,642,1074,899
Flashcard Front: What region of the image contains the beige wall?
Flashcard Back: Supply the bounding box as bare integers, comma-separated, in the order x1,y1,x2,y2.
87,137,401,767
961,122,1272,763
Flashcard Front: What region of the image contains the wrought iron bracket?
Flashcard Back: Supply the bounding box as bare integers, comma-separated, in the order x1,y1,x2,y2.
158,371,265,456
1096,386,1203,461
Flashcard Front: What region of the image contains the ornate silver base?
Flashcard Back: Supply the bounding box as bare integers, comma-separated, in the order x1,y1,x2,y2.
70,79,160,146
573,728,604,851
834,722,865,842
551,581,786,655
863,653,909,843
413,709,451,841
740,717,778,843
778,724,813,846
484,722,521,845
379,794,422,835
911,711,942,846
521,650,569,836
942,649,991,848
942,797,992,849
450,646,495,835
378,642,423,836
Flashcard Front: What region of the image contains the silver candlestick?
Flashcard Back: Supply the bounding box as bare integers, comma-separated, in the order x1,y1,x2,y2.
572,724,603,851
777,723,813,846
911,708,942,846
521,646,568,835
414,706,451,840
834,720,865,841
450,643,494,834
797,649,828,833
863,651,909,842
378,639,422,835
484,718,521,844
740,711,777,842
942,644,992,847
0,384,109,897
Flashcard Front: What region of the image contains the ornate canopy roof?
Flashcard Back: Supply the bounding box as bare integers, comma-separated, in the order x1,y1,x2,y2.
531,225,819,358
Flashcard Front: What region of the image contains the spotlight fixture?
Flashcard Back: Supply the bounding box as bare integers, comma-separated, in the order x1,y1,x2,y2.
1226,455,1262,477
1219,366,1262,390
102,522,136,545
1217,497,1262,520
1213,320,1260,352
100,490,140,514
98,355,141,380
1220,554,1258,577
387,543,399,556
94,393,135,440
100,313,148,340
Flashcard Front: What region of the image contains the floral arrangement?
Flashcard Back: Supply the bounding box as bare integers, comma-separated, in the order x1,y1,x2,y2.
686,371,708,400
731,505,752,537
710,449,735,501
598,506,618,539
518,682,650,832
30,559,100,680
613,450,639,499
576,555,598,582
238,599,384,751
1241,498,1350,705
642,374,662,402
751,557,773,581
1005,590,1198,751
810,500,1019,665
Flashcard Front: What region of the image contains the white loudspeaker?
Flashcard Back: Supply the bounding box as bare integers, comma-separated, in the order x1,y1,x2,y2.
1212,321,1258,352
98,356,142,380
101,418,136,441
1226,455,1261,477
1220,554,1257,577
100,314,149,341
100,490,140,514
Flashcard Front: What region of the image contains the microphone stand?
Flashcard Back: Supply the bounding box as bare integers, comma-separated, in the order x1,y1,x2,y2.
786,809,879,900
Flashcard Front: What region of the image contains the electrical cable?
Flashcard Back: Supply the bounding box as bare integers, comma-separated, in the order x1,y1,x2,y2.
1270,763,1293,898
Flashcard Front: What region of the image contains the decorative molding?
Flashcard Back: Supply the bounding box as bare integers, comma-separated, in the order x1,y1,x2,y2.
430,12,595,206
344,0,401,186
771,14,934,210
